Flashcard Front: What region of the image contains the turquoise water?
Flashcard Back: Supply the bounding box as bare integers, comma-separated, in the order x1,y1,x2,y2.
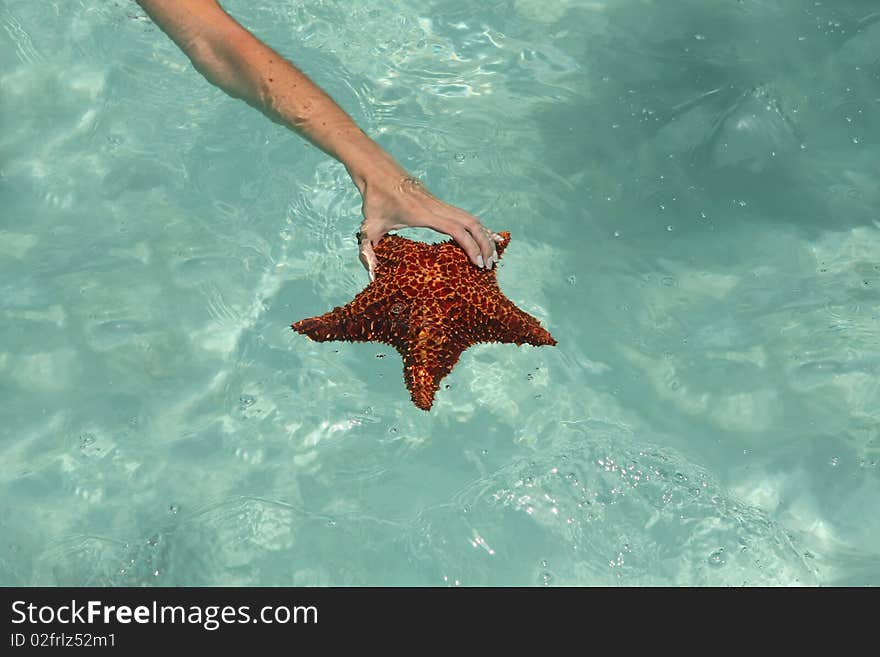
2,0,879,586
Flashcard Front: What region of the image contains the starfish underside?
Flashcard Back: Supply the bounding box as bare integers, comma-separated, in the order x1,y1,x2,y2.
292,231,556,410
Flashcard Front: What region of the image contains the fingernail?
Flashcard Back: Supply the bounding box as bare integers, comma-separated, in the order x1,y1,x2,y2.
477,255,484,268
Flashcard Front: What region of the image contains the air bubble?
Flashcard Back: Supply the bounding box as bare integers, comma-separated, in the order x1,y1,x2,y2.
454,152,466,162
708,548,726,567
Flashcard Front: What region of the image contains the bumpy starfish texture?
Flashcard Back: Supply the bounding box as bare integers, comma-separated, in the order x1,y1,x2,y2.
292,231,556,410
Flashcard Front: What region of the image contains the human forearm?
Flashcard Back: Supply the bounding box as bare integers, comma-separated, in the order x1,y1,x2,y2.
135,0,389,187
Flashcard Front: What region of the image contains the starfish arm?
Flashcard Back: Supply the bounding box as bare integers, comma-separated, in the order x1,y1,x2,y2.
401,330,467,410
292,306,366,342
291,296,402,343
489,297,557,346
449,291,556,347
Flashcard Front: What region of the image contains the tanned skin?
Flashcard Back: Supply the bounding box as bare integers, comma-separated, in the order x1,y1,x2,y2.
135,0,500,278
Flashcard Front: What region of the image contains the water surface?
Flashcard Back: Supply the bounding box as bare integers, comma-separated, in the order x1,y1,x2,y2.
1,0,879,585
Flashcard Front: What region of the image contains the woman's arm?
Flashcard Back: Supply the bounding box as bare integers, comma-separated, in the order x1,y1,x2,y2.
135,0,499,277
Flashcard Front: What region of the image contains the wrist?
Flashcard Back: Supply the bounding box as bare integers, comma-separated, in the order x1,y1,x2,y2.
337,132,407,196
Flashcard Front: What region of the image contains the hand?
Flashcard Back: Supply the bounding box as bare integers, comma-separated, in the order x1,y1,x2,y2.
351,160,500,281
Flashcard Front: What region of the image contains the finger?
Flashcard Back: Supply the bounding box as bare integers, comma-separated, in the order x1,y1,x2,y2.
433,208,497,268
358,239,378,282
472,222,499,268
440,220,485,269
468,221,496,268
459,218,498,268
489,231,501,264
487,232,504,266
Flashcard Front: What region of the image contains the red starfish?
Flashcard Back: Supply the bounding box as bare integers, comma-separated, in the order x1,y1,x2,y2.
291,231,556,410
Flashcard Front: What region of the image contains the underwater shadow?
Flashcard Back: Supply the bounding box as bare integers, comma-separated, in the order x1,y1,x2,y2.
530,0,880,238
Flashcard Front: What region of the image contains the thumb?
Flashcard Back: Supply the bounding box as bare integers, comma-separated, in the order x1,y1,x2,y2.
358,236,378,282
